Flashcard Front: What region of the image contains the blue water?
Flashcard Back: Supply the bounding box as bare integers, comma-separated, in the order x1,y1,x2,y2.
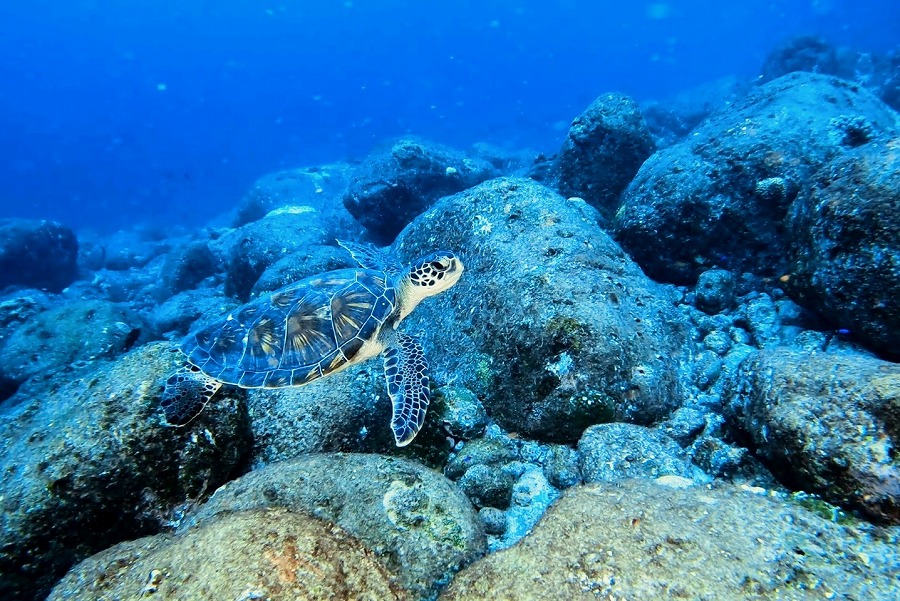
1,0,897,232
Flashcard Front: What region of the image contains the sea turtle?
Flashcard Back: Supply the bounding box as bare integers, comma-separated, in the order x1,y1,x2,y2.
161,240,463,446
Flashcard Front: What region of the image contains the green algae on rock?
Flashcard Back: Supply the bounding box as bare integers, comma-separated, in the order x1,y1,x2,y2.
0,342,250,600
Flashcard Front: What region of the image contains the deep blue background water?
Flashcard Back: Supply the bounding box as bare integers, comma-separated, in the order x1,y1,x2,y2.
1,1,898,232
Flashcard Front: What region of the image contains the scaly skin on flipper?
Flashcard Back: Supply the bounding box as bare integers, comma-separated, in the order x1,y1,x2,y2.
336,239,403,275
160,365,222,426
383,333,430,446
161,241,463,446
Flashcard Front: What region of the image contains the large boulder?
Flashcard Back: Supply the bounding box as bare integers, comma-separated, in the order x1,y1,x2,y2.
249,243,349,298
554,93,655,221
0,342,251,600
233,163,359,233
0,219,78,292
343,138,497,244
186,453,485,598
614,72,900,284
641,76,752,148
151,288,239,337
0,299,145,386
212,210,332,301
723,347,900,523
577,423,697,483
155,238,219,300
760,35,846,83
439,479,900,600
785,140,900,358
394,177,690,442
95,227,171,271
49,509,409,601
245,362,393,466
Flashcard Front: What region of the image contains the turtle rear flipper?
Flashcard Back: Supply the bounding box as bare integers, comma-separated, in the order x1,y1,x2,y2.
383,333,430,447
161,365,222,426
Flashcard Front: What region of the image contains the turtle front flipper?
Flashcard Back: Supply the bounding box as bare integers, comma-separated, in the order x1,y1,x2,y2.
382,333,430,447
337,239,402,275
160,365,222,426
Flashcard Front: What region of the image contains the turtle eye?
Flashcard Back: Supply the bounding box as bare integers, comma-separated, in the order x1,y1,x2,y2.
430,259,449,271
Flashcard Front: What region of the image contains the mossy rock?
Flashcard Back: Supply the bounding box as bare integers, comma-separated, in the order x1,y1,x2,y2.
185,453,485,598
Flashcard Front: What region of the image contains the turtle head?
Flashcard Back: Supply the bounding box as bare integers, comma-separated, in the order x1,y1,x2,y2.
397,251,464,320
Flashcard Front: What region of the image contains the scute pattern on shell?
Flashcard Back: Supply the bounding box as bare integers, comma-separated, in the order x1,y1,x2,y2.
181,268,396,388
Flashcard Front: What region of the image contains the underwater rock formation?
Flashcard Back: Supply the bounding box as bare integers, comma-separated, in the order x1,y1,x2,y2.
233,163,359,230
343,138,497,244
614,72,899,284
244,361,393,465
785,139,900,359
0,219,78,293
439,479,900,600
724,347,900,523
156,238,219,299
49,508,409,601
760,35,845,83
757,35,900,112
95,227,171,271
693,268,737,314
641,76,752,148
248,243,348,298
0,299,145,386
184,453,485,599
395,177,690,442
151,288,239,337
212,210,332,301
577,423,698,483
553,93,655,221
0,342,250,600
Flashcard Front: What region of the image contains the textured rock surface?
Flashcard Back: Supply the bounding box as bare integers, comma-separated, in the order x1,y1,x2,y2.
0,219,78,292
49,509,409,601
439,479,900,600
343,138,497,243
249,243,349,298
213,211,331,301
97,227,170,271
0,299,145,385
786,139,900,358
693,268,736,314
151,288,239,337
760,35,844,83
186,453,485,598
156,238,219,299
555,93,655,220
641,76,752,148
245,357,467,469
245,361,394,465
233,163,359,232
578,423,697,482
395,177,690,442
0,342,250,600
724,347,900,523
614,72,899,284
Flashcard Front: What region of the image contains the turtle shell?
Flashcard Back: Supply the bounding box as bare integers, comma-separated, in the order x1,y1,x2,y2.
181,268,396,388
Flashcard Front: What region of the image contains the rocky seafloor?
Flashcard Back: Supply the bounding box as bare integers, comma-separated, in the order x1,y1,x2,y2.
2,36,900,600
